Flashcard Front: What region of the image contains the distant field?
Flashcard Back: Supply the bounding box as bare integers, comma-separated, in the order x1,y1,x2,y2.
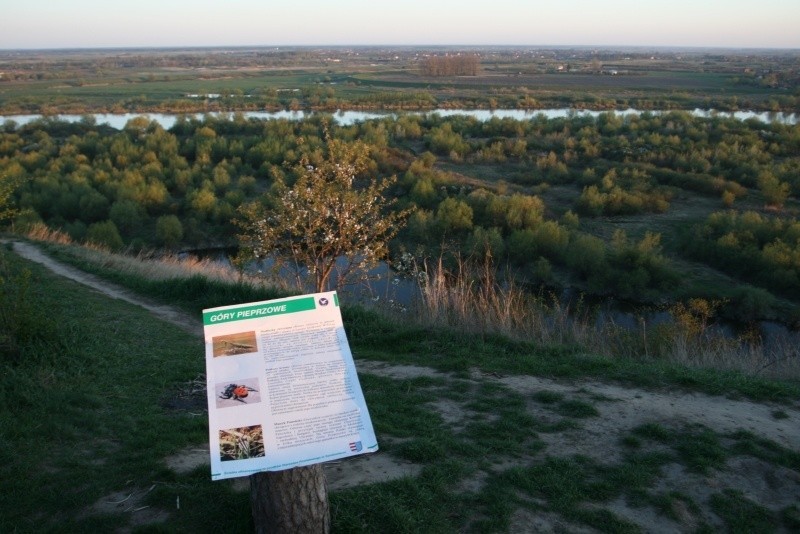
0,71,324,99
0,46,796,113
362,70,734,91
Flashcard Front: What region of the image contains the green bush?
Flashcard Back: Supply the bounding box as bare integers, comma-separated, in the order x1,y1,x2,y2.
725,287,776,323
155,215,184,248
86,220,124,250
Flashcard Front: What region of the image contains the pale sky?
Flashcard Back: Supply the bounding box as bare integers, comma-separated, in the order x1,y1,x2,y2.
1,0,798,49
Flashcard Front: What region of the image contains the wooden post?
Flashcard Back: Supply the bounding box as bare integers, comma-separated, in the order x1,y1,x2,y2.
250,464,330,534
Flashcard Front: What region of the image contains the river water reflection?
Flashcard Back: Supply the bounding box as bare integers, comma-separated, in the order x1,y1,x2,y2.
2,108,798,130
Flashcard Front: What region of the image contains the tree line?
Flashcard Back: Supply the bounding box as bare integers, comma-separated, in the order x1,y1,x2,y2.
420,55,481,76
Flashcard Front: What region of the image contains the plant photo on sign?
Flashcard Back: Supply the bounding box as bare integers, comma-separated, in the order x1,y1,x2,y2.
219,425,265,461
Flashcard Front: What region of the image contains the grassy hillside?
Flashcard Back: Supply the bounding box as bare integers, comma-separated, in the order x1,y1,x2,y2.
1,240,799,532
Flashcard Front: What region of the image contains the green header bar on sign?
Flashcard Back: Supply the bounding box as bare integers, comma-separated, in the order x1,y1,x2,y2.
203,296,316,325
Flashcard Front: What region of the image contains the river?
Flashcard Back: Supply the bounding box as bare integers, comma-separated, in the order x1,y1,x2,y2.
1,108,798,130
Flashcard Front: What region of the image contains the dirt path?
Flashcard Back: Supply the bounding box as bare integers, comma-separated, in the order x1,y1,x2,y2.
7,240,203,337
357,362,800,532
10,240,800,532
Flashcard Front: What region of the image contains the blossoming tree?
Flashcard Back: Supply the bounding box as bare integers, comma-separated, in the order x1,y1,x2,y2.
236,134,408,293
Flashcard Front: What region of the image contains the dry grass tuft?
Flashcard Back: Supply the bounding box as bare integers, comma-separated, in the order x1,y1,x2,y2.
396,254,800,379
411,255,593,346
25,223,73,245
24,224,291,292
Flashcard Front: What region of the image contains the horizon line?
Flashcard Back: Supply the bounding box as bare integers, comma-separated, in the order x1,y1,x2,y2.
2,44,799,53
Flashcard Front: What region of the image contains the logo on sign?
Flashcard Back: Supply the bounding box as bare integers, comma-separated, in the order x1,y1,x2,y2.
349,441,362,452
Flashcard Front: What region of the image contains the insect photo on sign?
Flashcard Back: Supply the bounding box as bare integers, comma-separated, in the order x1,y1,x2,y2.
215,377,261,408
211,331,258,357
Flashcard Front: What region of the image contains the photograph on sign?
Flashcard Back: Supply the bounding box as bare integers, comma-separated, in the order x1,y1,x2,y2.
202,291,378,481
211,331,258,357
215,378,261,408
219,425,265,462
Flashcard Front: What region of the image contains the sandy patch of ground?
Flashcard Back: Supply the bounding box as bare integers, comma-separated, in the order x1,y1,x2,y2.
359,362,800,531
324,453,423,490
492,374,800,459
508,509,596,533
163,444,422,493
165,447,211,474
86,485,170,533
358,361,799,456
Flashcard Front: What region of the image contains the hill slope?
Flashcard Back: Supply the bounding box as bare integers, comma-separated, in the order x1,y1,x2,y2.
3,239,799,532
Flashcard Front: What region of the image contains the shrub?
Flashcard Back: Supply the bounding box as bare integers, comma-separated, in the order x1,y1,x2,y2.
725,287,776,323
86,220,124,251
436,198,474,234
155,215,184,248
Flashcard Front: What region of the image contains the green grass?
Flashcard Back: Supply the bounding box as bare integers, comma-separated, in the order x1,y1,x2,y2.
630,423,800,477
553,399,600,419
331,464,468,533
771,409,789,419
631,423,728,474
729,430,800,470
474,454,660,533
710,490,779,534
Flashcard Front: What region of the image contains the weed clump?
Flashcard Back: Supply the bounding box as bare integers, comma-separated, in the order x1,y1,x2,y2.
0,249,57,363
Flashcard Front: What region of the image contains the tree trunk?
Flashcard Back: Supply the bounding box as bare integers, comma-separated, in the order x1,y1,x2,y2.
250,464,330,534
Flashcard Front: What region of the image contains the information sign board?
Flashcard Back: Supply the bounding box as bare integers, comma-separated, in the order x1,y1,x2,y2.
202,292,378,481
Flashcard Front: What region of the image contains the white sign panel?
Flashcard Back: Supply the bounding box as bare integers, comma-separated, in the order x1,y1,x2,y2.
202,291,378,481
